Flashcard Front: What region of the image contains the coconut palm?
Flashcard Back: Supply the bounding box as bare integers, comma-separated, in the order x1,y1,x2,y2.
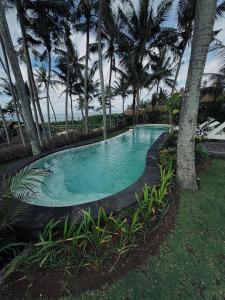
150,49,175,95
0,77,26,146
54,45,84,136
14,0,48,145
113,76,130,115
76,0,98,134
0,0,41,155
101,1,121,128
25,0,70,139
176,0,216,191
117,0,173,123
35,65,57,132
171,0,225,94
97,0,107,139
0,35,26,146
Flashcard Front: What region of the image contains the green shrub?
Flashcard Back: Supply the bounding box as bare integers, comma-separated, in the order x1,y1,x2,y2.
161,132,208,168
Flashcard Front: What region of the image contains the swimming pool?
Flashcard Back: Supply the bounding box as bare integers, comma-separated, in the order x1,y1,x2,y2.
28,125,168,207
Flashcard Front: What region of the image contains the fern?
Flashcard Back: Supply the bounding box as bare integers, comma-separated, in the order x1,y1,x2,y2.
0,167,51,233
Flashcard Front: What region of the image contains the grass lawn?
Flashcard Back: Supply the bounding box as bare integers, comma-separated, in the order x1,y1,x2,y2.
70,159,225,300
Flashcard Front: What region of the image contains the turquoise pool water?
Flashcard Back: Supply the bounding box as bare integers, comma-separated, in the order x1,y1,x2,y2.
28,125,167,207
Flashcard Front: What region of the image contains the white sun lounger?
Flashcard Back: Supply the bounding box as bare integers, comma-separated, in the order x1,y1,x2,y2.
169,119,224,140
207,121,225,140
198,118,215,129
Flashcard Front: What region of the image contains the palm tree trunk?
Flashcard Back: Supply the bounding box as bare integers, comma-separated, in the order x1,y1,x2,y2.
156,81,160,95
0,0,41,155
13,95,26,146
122,96,126,125
176,0,216,191
47,50,52,140
65,61,70,139
132,88,136,126
122,97,125,114
84,22,90,134
15,0,48,144
80,101,85,123
14,87,28,134
0,105,10,145
70,93,75,130
136,88,140,124
98,0,107,140
108,56,113,128
49,98,57,122
27,70,43,147
171,48,185,95
0,37,26,146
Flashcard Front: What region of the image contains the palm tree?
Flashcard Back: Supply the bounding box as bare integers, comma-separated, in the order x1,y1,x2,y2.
150,49,175,95
98,0,107,139
75,63,100,127
0,77,26,146
176,0,216,191
101,1,120,128
0,0,41,155
54,38,84,137
113,76,130,115
26,0,69,139
35,65,57,136
14,0,48,145
0,35,26,146
117,0,173,124
171,0,225,95
76,0,98,134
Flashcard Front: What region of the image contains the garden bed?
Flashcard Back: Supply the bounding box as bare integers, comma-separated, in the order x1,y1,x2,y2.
0,190,179,300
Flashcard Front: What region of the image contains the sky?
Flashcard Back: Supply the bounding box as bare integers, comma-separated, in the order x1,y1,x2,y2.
0,0,225,121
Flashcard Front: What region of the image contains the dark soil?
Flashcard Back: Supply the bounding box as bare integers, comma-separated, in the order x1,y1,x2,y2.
0,191,180,300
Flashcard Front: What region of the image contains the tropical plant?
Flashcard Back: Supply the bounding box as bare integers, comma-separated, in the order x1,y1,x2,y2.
75,0,98,134
0,0,41,155
172,0,225,94
116,0,173,124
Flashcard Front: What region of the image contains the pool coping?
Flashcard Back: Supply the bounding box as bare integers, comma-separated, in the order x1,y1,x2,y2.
12,130,168,234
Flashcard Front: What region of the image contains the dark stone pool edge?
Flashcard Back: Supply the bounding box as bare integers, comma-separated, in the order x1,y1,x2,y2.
12,132,168,235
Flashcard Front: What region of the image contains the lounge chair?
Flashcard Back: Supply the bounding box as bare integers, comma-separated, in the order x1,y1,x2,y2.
207,121,225,140
196,118,221,137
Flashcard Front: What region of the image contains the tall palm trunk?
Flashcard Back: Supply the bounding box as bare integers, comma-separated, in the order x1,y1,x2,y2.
70,93,75,130
132,88,136,126
15,0,48,144
84,21,90,134
49,99,57,122
13,95,26,146
65,60,70,139
136,88,140,124
176,0,216,191
122,97,125,114
98,0,107,140
108,56,113,128
0,105,10,145
171,48,185,95
14,87,28,134
0,0,41,155
47,50,52,140
122,96,126,125
0,37,26,146
27,71,43,147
